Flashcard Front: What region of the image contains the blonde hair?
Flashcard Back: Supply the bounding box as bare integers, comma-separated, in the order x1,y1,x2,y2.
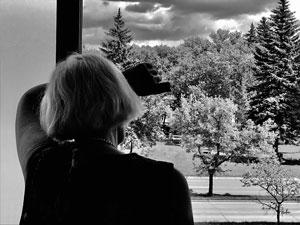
40,53,142,141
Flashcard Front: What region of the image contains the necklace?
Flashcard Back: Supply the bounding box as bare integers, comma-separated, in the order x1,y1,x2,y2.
84,137,116,148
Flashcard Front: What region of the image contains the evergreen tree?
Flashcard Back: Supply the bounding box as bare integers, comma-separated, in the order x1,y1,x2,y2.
270,0,300,145
245,22,257,44
248,0,300,157
102,8,133,69
248,17,276,127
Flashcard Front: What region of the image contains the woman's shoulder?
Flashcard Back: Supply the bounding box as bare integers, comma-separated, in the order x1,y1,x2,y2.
131,153,173,165
134,153,188,188
128,153,186,183
28,141,74,162
128,153,174,172
26,141,75,177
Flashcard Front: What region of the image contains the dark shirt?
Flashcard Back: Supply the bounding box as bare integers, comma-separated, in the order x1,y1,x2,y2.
20,141,179,225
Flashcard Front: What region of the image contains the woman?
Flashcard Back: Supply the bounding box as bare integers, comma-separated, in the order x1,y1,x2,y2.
16,53,194,225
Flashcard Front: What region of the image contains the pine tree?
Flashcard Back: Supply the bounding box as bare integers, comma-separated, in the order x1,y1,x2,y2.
270,0,300,146
248,0,300,157
248,17,276,125
102,8,133,69
245,22,257,45
247,17,275,126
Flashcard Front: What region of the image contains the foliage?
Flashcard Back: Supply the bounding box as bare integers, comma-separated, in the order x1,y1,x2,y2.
242,157,300,225
101,8,134,69
130,44,176,79
122,29,255,123
172,88,275,195
247,0,300,156
165,30,254,122
182,36,213,58
102,10,174,152
209,29,246,52
238,119,277,160
120,94,174,153
245,22,258,45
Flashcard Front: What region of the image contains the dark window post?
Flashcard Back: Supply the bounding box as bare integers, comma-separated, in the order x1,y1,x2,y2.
56,0,83,63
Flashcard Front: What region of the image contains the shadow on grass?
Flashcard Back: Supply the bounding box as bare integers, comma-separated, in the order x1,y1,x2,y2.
190,193,300,202
195,222,299,225
282,158,300,165
191,193,263,201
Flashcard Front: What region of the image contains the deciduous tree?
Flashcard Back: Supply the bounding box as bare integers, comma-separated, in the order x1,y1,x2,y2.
172,88,275,196
242,158,300,225
120,94,173,154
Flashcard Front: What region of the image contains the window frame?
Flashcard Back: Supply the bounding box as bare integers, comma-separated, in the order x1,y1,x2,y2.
56,0,83,63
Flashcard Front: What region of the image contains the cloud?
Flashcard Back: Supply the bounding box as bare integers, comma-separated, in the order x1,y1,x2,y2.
180,0,275,19
125,2,159,13
129,14,216,41
82,0,281,45
83,0,117,29
103,1,109,6
82,27,107,45
107,0,277,19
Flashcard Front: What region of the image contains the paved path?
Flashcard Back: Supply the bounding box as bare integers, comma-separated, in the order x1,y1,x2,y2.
187,176,269,195
192,200,300,223
188,177,300,223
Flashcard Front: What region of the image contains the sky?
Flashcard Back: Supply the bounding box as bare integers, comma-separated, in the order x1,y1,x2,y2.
82,0,300,46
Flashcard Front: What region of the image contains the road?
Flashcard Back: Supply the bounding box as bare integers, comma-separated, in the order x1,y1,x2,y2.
192,200,300,223
188,177,300,223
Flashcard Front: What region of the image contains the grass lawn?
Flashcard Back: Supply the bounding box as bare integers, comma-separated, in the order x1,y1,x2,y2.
145,142,300,178
194,223,299,225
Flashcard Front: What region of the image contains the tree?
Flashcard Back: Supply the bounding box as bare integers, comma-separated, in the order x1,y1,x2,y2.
165,30,254,116
269,0,300,145
172,88,275,196
248,0,300,157
209,29,244,52
242,158,300,225
181,36,213,58
102,8,133,69
101,10,173,153
245,22,257,45
130,44,174,79
120,94,173,154
248,17,274,125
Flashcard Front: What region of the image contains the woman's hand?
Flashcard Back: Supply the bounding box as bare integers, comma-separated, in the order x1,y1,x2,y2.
123,63,171,96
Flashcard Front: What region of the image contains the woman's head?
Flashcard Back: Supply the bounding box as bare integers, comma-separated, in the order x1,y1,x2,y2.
40,53,142,141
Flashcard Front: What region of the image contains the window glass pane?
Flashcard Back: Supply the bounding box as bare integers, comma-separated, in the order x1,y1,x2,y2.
82,0,196,174
82,0,300,171
0,1,56,223
82,1,300,222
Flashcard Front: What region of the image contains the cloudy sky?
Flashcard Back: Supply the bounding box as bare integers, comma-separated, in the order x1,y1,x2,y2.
83,0,300,46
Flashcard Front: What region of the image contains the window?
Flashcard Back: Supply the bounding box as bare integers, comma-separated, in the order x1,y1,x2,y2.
0,1,56,223
81,1,300,223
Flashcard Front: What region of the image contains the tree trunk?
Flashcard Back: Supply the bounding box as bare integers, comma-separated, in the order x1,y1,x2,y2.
274,137,279,156
274,138,283,162
208,169,214,196
277,205,280,225
130,140,133,154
